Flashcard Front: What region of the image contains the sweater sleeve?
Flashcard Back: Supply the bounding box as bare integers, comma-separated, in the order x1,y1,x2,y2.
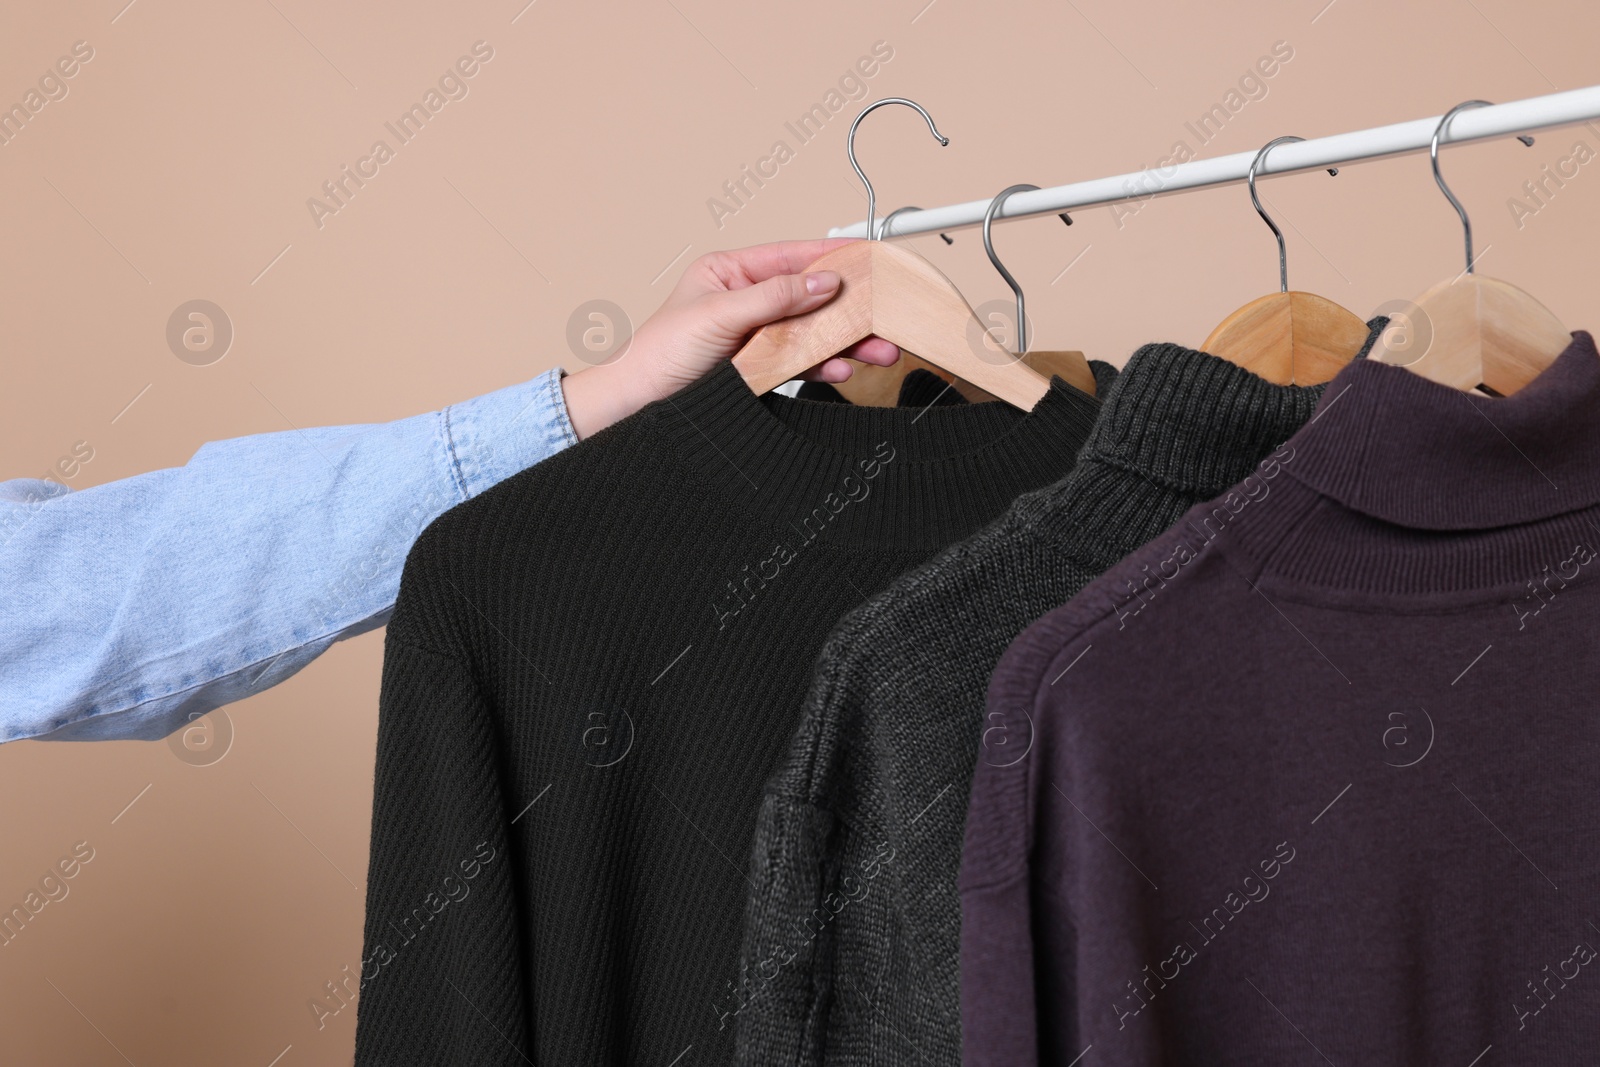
959,626,1050,1067
734,788,838,1064
733,642,857,1066
353,635,530,1066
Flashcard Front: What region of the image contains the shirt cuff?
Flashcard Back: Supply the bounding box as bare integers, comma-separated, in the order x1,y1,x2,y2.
443,367,578,499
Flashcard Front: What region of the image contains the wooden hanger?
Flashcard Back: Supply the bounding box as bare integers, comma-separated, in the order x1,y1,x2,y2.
833,197,1097,405
830,206,964,408
732,99,1052,411
1376,101,1570,395
835,348,1097,407
1203,136,1370,385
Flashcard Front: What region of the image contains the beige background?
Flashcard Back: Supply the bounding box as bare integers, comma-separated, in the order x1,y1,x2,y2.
2,0,1597,1062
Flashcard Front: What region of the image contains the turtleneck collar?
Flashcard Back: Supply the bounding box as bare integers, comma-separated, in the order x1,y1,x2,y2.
1089,340,1328,497
1285,330,1600,530
1019,322,1387,569
652,361,1101,550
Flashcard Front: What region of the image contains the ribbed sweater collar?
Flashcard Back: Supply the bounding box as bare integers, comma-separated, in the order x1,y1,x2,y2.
1018,338,1342,569
1091,341,1329,495
1284,330,1600,529
652,361,1101,549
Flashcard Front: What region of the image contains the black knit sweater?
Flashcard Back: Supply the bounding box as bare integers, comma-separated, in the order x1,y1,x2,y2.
353,360,1101,1065
733,324,1385,1067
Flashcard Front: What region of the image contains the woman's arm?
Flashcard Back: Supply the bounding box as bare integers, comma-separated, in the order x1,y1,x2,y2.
1,239,898,744
0,369,576,743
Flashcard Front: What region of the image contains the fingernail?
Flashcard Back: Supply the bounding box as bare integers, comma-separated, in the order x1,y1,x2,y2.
804,271,838,295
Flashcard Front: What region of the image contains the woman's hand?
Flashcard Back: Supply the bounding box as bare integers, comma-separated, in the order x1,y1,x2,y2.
562,239,900,439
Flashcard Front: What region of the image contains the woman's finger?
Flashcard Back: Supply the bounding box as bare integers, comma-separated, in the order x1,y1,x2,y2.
701,238,859,290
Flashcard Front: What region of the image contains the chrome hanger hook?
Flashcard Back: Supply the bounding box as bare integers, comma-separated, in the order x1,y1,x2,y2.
880,206,924,239
1247,135,1336,294
1431,100,1535,275
847,98,949,240
983,185,1043,354
881,207,955,245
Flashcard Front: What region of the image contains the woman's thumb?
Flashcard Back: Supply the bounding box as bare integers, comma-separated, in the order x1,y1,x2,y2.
708,270,840,338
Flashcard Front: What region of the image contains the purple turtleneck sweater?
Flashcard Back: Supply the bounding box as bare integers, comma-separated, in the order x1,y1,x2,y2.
961,332,1600,1066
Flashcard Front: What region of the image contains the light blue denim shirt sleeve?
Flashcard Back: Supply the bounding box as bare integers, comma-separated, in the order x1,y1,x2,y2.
0,367,577,744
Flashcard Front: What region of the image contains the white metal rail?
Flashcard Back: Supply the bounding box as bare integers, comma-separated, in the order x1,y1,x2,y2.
827,85,1600,239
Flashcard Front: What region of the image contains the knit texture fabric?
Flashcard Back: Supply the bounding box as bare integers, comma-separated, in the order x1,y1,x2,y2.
732,323,1387,1067
961,330,1600,1066
353,360,1101,1066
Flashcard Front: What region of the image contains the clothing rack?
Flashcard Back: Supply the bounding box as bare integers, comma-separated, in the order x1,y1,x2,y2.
827,85,1600,239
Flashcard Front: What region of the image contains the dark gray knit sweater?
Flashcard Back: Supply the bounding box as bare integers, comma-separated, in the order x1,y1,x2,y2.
731,327,1385,1067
